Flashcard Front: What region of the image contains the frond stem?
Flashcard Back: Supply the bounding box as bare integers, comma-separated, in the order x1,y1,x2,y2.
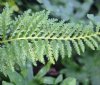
0,32,100,43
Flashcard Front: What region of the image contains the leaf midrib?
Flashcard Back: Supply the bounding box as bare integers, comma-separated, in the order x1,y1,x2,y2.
0,32,100,43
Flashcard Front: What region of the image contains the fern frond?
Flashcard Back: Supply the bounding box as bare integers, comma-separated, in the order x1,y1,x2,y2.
0,4,12,39
0,6,100,72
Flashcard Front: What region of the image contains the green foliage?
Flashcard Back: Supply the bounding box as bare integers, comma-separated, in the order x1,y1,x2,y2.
2,63,51,85
0,0,41,12
0,5,100,73
2,81,13,85
0,0,19,11
2,63,76,85
60,50,100,85
60,77,76,85
0,1,100,85
0,0,100,21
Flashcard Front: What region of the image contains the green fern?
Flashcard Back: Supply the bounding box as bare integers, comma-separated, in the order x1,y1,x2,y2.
0,5,100,72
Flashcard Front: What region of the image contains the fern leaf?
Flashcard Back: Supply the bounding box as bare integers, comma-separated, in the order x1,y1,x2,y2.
93,35,100,42
84,38,95,50
46,40,55,64
58,41,65,59
65,41,72,58
0,4,12,39
78,39,85,53
51,40,59,61
88,37,98,48
72,40,81,55
0,5,100,72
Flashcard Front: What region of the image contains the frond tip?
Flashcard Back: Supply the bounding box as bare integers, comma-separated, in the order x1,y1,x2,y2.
0,6,100,72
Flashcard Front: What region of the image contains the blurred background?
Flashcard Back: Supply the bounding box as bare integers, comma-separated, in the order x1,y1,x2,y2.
0,0,100,21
